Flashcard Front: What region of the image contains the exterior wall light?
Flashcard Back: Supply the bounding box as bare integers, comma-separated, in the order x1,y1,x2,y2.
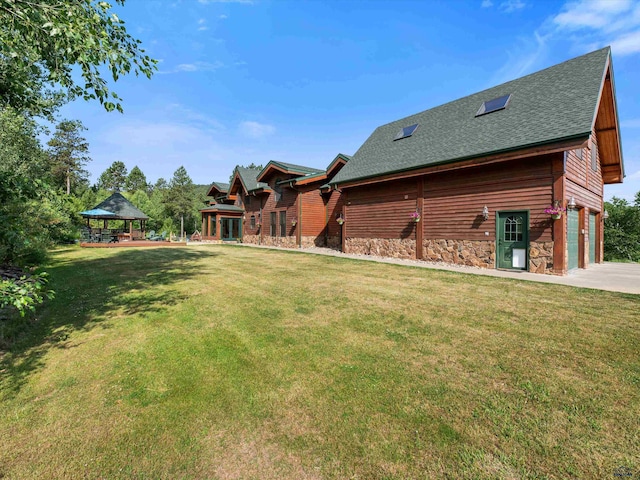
603,210,609,219
482,205,489,220
567,196,577,209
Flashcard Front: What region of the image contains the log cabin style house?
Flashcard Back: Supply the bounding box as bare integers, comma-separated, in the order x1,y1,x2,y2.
201,155,350,247
329,47,624,275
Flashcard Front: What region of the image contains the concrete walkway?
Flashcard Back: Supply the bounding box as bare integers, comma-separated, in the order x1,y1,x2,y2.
220,243,640,295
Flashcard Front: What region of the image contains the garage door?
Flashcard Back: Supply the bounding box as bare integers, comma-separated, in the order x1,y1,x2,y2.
567,209,579,270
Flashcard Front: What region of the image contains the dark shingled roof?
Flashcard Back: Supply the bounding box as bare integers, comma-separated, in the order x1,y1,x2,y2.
235,167,269,193
92,192,149,220
332,47,611,185
200,204,244,213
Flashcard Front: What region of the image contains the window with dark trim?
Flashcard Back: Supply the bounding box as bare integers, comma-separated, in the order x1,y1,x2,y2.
575,148,583,161
250,215,255,229
591,145,597,171
270,212,276,237
279,211,287,237
476,94,511,117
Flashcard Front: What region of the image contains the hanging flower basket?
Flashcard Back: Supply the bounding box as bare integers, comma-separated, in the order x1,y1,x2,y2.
291,219,297,227
544,203,565,220
410,211,421,223
337,217,345,225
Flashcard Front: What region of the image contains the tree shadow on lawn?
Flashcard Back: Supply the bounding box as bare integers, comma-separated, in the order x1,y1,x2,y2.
0,247,220,398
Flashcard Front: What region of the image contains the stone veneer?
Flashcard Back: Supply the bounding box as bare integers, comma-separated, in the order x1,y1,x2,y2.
423,239,494,268
529,241,554,274
259,235,297,248
326,236,341,250
345,238,416,259
243,235,260,245
301,236,326,248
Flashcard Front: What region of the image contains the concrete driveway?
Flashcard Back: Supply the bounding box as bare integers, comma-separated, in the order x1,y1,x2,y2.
228,243,640,295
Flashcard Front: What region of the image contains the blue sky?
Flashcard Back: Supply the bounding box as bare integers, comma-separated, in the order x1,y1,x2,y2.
56,0,640,201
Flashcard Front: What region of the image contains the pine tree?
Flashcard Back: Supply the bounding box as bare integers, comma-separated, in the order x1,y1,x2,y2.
47,120,90,195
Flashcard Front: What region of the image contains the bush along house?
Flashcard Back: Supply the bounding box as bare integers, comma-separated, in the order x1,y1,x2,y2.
329,47,624,275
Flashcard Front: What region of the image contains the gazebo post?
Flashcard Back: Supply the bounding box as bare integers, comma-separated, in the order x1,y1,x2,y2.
129,219,133,239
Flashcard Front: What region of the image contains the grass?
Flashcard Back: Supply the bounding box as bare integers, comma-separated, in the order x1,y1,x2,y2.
0,244,638,479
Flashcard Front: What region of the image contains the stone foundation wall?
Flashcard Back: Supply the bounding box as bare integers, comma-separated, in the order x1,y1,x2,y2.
326,236,341,250
529,241,554,274
260,235,297,248
243,235,260,245
423,239,494,268
345,238,416,259
301,236,326,248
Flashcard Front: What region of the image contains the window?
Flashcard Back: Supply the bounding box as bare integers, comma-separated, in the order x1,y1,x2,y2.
279,211,287,237
504,215,523,242
274,179,282,202
394,123,419,141
270,212,276,237
591,144,597,171
575,148,583,161
476,94,511,117
250,215,256,229
246,196,252,207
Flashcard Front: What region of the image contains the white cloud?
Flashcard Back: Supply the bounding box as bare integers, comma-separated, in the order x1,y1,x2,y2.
500,0,526,13
552,0,640,56
158,61,225,74
219,14,229,19
481,0,493,7
239,121,275,138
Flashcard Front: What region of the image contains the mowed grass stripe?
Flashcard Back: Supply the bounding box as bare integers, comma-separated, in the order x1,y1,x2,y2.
0,244,638,479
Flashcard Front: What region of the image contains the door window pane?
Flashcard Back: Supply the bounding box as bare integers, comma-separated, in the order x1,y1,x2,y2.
504,216,523,242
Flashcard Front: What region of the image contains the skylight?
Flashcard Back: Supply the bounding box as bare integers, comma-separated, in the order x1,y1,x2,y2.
476,94,512,117
394,123,419,141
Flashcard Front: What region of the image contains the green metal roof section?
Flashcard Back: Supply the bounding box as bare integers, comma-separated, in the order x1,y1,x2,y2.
93,192,149,220
210,181,229,192
280,154,352,185
331,47,611,185
264,160,324,176
235,166,269,193
200,204,244,213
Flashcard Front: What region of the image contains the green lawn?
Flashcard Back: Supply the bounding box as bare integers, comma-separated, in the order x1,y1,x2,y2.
1,245,638,479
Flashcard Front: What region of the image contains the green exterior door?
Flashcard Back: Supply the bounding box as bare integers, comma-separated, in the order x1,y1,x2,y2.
589,213,597,264
567,209,579,270
497,211,529,270
221,218,242,241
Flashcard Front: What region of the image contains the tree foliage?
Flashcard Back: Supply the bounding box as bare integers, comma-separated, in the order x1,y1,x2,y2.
0,0,157,116
97,161,128,191
47,119,90,195
164,166,196,233
603,196,640,262
125,165,148,193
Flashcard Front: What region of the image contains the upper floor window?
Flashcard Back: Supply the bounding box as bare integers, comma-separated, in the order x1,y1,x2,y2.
270,212,276,237
575,148,583,161
250,215,256,229
591,144,597,172
279,211,287,237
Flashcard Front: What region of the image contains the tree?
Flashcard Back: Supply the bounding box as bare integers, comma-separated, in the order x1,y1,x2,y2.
97,161,128,191
47,119,90,195
603,196,640,262
0,0,157,117
125,165,148,193
164,166,195,239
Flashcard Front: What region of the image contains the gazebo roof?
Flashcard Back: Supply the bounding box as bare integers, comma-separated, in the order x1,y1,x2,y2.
82,192,149,220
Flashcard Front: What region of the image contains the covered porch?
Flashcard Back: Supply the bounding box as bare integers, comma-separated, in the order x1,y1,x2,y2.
201,204,244,241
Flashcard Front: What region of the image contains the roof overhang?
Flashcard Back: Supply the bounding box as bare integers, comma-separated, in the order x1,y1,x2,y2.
592,56,624,184
206,182,229,197
333,135,588,190
256,161,312,182
228,170,247,196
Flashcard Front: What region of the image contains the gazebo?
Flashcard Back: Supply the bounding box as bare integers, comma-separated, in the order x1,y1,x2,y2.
80,192,149,243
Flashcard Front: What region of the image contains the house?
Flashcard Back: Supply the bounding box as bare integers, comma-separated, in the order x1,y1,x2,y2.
329,47,624,274
201,180,245,241
201,156,349,247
